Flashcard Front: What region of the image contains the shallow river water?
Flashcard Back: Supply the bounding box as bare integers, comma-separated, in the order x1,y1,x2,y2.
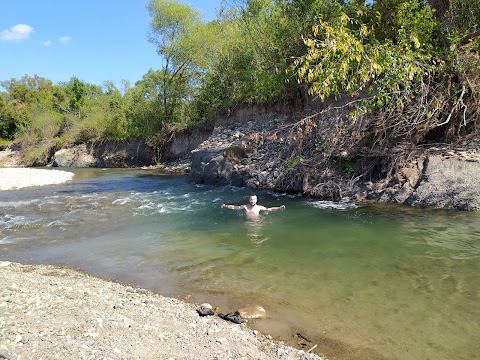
1,168,479,360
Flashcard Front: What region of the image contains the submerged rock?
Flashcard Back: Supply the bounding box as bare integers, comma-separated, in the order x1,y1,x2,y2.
238,305,267,319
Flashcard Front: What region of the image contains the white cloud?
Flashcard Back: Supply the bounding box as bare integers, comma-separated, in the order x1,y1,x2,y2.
43,40,53,47
58,35,72,45
0,24,34,41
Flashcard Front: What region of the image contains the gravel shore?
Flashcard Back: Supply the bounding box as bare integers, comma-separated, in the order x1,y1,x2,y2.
0,168,74,190
0,262,323,360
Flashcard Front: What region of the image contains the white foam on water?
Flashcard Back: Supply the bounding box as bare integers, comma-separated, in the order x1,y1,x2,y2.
174,204,192,211
268,191,288,198
0,199,40,207
0,236,14,244
112,197,132,205
46,220,68,227
81,194,108,200
308,199,358,210
155,205,168,214
1,214,38,228
139,202,156,210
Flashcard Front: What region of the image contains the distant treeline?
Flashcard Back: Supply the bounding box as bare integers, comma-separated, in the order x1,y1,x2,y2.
1,0,479,163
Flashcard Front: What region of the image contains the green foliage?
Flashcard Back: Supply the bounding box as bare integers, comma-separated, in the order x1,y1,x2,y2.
293,1,441,114
67,78,86,110
337,158,355,177
286,154,301,169
0,96,16,139
450,0,480,36
1,0,479,162
147,0,203,126
0,75,67,131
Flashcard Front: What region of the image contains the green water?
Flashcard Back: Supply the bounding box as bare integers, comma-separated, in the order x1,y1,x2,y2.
163,203,480,359
1,169,479,360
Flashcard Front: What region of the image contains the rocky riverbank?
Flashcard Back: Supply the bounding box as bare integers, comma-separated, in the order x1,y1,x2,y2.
0,261,323,360
184,110,480,211
2,107,480,210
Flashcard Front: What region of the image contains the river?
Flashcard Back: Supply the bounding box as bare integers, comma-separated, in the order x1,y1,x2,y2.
1,168,479,360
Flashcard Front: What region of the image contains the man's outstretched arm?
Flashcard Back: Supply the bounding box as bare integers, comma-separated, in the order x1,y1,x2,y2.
263,205,286,212
221,204,245,210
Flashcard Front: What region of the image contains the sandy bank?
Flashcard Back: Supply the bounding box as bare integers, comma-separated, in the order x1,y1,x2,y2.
0,262,323,359
0,168,74,190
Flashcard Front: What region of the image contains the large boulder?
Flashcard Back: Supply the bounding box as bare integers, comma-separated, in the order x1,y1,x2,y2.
406,155,480,210
189,150,245,186
51,144,96,167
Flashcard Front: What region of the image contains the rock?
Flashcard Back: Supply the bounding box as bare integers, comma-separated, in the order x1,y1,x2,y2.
0,168,74,190
223,145,253,163
397,165,421,187
200,303,212,310
52,144,96,167
216,337,228,344
238,306,267,319
406,155,480,210
189,150,245,187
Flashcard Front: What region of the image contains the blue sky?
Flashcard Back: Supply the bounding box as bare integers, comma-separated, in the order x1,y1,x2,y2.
1,0,222,88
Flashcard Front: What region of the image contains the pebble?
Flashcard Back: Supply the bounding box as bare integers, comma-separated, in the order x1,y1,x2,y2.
216,337,228,344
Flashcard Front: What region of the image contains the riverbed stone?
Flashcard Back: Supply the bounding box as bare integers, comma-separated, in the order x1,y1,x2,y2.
238,305,267,319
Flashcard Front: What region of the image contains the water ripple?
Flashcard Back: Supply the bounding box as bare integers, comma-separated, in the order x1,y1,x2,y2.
307,199,358,210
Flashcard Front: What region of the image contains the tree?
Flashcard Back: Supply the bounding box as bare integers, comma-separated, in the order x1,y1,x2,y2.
147,0,201,124
0,75,68,133
0,96,16,140
293,1,440,108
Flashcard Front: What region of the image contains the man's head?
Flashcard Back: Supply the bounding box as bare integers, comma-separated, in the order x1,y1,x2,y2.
249,194,258,206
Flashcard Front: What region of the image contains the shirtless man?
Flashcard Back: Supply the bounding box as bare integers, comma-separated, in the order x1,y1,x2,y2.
221,194,285,218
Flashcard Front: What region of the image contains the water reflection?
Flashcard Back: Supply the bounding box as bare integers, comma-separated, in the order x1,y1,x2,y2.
245,217,270,245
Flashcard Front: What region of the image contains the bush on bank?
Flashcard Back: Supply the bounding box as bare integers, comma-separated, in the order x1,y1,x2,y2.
0,0,478,166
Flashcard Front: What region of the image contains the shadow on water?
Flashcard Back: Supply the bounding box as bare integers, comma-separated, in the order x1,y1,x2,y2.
1,169,479,360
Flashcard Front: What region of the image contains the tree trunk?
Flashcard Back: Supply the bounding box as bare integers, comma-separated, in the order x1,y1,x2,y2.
427,0,450,20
